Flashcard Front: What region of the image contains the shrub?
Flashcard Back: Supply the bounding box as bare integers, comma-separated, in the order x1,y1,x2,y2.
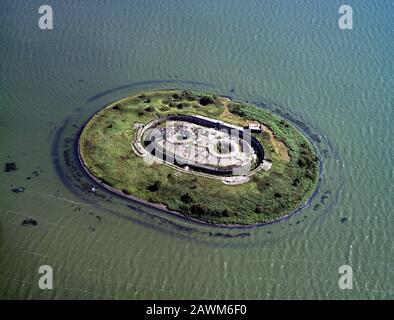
147,181,161,192
305,170,314,179
221,209,233,217
122,189,131,195
297,157,306,167
177,102,190,109
145,106,155,112
190,204,208,217
228,103,245,116
199,96,215,106
292,178,300,186
159,106,170,112
255,206,264,213
180,193,193,203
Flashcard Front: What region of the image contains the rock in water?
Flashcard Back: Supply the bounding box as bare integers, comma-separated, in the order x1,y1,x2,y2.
21,218,38,226
12,187,25,193
4,162,17,172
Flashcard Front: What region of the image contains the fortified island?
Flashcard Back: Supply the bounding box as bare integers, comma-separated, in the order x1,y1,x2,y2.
78,90,319,225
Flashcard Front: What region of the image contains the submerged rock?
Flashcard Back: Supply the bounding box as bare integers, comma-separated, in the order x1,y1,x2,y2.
4,162,17,172
340,217,348,224
82,183,98,193
12,186,25,193
21,218,38,226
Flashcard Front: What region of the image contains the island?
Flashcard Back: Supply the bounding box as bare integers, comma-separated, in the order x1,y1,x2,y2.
78,89,319,226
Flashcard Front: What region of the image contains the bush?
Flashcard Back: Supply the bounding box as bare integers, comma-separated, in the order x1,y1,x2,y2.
145,106,154,112
292,178,300,186
228,103,245,116
305,170,314,179
199,96,215,106
159,106,170,112
177,102,190,109
180,193,193,203
255,206,264,213
221,209,233,217
297,157,306,167
147,181,161,192
190,204,209,217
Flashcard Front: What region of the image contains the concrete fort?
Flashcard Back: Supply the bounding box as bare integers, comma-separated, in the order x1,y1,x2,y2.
138,114,265,178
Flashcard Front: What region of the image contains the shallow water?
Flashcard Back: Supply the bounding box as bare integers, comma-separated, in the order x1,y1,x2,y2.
0,0,393,299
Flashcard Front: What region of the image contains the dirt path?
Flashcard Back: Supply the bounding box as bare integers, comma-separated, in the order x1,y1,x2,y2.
261,124,290,162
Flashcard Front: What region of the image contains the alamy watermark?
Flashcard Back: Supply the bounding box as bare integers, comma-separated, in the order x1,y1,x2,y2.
38,5,53,30
37,4,353,31
338,5,353,30
38,265,53,289
338,265,353,290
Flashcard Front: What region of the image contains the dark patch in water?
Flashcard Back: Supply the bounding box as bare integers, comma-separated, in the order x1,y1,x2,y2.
320,195,329,205
51,117,83,199
21,218,37,226
4,162,17,172
126,204,196,233
208,231,250,238
31,170,40,177
322,149,330,158
126,204,250,239
340,217,348,224
12,187,25,193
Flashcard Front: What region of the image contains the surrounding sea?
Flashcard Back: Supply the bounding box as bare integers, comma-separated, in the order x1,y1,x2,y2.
0,0,392,299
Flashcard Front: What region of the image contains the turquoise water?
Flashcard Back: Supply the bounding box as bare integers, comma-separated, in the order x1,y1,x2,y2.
0,0,393,299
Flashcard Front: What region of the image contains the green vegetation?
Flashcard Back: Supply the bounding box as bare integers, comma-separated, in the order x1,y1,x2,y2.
79,90,319,225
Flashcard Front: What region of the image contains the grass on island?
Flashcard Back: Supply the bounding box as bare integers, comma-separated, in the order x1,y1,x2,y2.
79,90,319,225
